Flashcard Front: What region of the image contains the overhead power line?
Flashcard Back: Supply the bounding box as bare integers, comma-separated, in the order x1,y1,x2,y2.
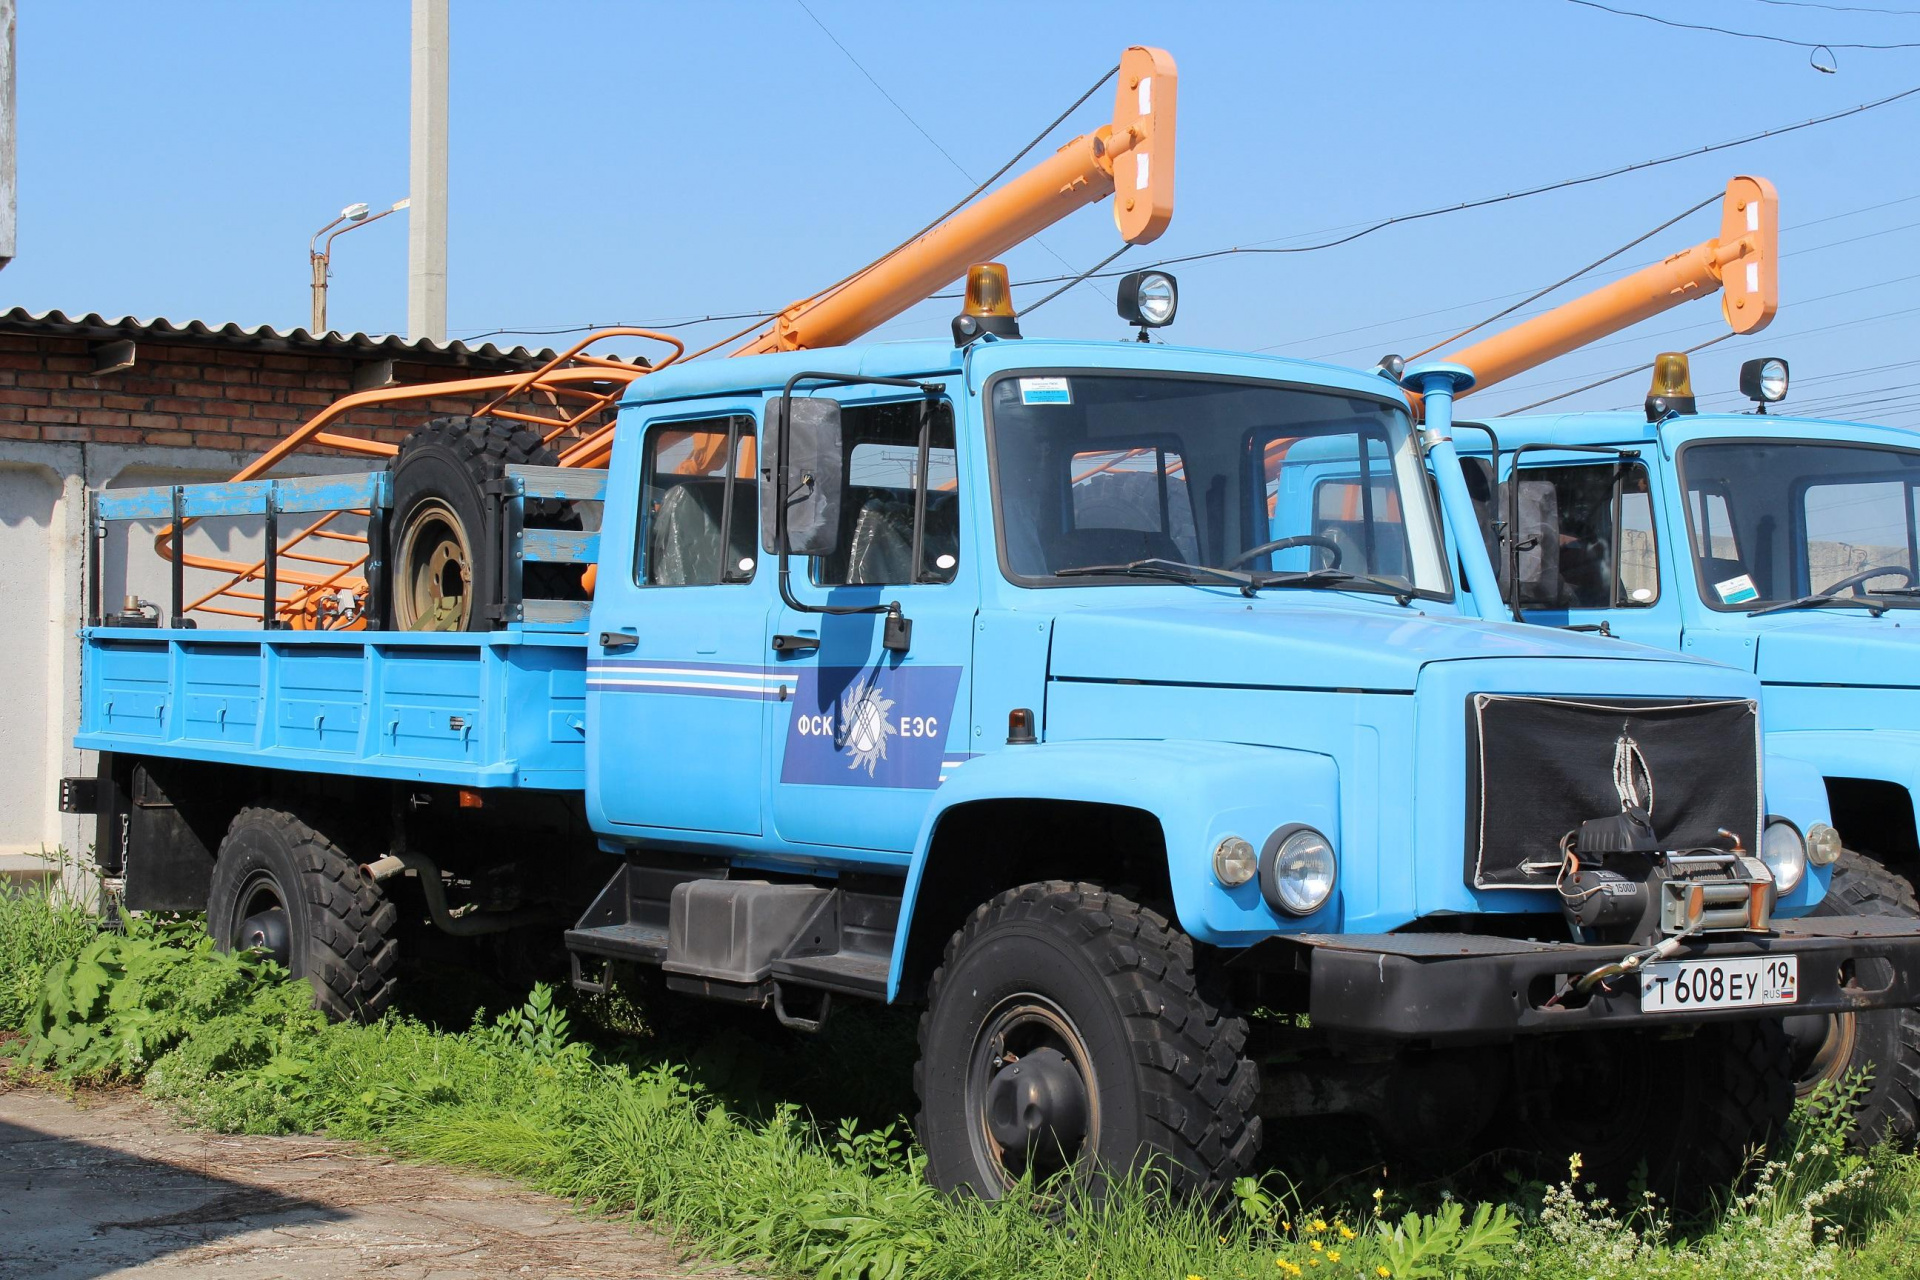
1744,0,1920,14
985,79,1920,290
1565,0,1920,47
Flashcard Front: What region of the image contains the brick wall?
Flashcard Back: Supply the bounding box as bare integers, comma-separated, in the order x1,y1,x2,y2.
0,332,544,456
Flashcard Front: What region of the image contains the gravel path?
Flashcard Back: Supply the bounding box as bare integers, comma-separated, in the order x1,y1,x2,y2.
0,1081,733,1279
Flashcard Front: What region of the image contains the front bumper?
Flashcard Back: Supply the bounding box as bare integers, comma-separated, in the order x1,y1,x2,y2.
1251,916,1920,1043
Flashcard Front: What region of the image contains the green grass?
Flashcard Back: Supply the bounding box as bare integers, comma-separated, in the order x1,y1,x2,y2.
5,880,1919,1280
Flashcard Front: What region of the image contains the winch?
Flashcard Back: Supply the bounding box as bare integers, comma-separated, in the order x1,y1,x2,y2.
1556,806,1776,944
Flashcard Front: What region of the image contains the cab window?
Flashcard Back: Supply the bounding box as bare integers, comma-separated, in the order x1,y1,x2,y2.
812,399,959,587
636,416,757,586
1510,462,1659,609
1069,445,1200,562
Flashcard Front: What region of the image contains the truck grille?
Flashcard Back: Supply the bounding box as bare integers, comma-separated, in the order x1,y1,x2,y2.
1465,694,1760,891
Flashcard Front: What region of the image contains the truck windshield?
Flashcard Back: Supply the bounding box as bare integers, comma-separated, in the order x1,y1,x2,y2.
1678,439,1920,611
987,373,1449,597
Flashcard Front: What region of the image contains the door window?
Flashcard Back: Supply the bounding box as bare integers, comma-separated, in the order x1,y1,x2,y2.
1512,463,1659,609
812,400,959,587
636,416,757,586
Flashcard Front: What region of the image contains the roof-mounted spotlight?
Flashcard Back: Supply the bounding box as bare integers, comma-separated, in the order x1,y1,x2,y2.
1374,353,1406,383
952,262,1021,347
1739,357,1789,413
1116,269,1178,340
1645,351,1698,423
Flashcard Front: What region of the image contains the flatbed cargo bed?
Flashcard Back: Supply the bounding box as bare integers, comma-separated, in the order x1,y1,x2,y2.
76,627,588,789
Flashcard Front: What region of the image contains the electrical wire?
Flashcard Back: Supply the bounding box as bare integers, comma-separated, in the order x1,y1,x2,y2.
987,80,1920,290
790,0,1110,307
1565,0,1920,47
1018,245,1131,318
1743,0,1920,14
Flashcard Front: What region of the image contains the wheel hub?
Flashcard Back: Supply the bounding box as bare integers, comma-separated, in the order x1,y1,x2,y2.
1784,1010,1859,1094
395,499,473,631
233,873,293,969
985,1046,1089,1159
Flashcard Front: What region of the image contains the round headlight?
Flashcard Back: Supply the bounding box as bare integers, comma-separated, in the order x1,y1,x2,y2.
1806,821,1842,867
1260,825,1338,917
1760,818,1807,894
1213,836,1258,887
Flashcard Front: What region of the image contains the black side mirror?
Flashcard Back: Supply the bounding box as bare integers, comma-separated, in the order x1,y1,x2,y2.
762,396,844,558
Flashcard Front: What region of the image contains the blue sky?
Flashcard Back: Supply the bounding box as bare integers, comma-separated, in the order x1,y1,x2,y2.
8,0,1920,423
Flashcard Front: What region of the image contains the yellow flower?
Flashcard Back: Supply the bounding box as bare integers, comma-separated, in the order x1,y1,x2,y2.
1338,1226,1356,1240
1311,1219,1328,1233
1327,1252,1342,1264
1377,1269,1393,1279
1187,1274,1204,1280
1275,1263,1302,1278
1310,1241,1323,1253
1281,1221,1291,1232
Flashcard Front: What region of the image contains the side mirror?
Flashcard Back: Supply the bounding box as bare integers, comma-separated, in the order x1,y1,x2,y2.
761,396,844,558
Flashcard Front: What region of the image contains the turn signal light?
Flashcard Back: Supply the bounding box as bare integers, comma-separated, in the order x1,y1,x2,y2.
1645,351,1698,422
953,262,1022,346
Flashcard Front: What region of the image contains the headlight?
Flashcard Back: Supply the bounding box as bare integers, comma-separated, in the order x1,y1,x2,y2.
1260,825,1337,916
1116,269,1178,329
1760,817,1807,894
1806,822,1842,867
1212,836,1257,887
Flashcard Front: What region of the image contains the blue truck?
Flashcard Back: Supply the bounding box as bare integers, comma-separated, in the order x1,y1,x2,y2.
1431,352,1920,1146
63,284,1920,1202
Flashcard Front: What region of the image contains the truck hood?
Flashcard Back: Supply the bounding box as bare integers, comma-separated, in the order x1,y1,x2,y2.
1047,600,1695,693
1755,613,1920,689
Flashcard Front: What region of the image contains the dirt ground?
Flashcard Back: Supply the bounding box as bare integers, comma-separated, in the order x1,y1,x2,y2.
0,1082,735,1279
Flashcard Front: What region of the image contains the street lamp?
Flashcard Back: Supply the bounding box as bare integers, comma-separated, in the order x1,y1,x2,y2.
309,198,409,334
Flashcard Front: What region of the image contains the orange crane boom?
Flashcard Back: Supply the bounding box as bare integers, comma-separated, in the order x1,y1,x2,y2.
1435,175,1777,401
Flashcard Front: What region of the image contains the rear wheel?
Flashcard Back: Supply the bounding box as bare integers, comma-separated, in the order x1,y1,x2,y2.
1786,851,1920,1149
208,805,398,1022
916,881,1260,1203
386,415,578,631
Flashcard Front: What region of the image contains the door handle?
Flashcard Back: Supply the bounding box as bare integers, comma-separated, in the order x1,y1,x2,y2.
771,634,819,653
599,631,638,650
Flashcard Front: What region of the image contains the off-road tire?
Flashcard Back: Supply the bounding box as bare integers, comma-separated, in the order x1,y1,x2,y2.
207,805,398,1022
385,415,581,631
1795,851,1920,1149
1512,1019,1793,1206
915,881,1261,1203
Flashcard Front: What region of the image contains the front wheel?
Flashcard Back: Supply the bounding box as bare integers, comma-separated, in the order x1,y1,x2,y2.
915,881,1260,1203
1787,851,1920,1149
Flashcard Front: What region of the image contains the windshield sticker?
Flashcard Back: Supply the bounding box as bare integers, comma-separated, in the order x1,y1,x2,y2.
1019,377,1072,406
1714,573,1760,605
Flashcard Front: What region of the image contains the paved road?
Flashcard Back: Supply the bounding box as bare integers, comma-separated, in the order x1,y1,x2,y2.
0,1082,728,1279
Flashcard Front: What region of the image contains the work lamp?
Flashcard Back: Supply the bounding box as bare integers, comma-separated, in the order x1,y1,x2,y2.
1739,357,1789,412
1116,269,1178,337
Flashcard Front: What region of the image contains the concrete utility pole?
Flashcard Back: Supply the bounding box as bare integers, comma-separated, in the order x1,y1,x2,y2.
0,0,17,271
407,0,448,342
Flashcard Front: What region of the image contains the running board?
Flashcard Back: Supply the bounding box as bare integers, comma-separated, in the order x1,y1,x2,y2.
565,857,897,1003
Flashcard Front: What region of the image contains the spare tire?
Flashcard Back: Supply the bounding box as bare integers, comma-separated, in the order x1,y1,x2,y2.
385,416,575,631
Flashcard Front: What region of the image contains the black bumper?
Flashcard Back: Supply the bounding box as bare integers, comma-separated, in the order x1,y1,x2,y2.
1253,916,1920,1043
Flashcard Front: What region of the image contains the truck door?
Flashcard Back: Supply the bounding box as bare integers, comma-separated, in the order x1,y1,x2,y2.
767,389,974,859
1503,459,1683,650
589,409,768,836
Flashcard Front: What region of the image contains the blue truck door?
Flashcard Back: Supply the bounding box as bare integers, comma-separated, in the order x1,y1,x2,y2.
767,391,974,857
1504,458,1684,649
589,410,769,836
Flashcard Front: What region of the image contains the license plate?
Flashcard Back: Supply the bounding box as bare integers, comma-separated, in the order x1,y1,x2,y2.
1639,955,1798,1012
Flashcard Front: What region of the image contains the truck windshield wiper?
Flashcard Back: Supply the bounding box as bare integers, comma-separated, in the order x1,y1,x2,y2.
1055,558,1258,595
1748,592,1888,618
1864,586,1920,598
1249,567,1416,606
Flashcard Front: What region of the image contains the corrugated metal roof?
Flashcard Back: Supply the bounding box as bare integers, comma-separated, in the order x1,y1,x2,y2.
0,308,561,370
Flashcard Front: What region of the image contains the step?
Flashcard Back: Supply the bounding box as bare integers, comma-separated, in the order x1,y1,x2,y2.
771,950,890,998
563,921,669,963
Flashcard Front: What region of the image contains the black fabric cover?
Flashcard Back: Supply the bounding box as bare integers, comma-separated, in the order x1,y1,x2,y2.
1465,694,1760,890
